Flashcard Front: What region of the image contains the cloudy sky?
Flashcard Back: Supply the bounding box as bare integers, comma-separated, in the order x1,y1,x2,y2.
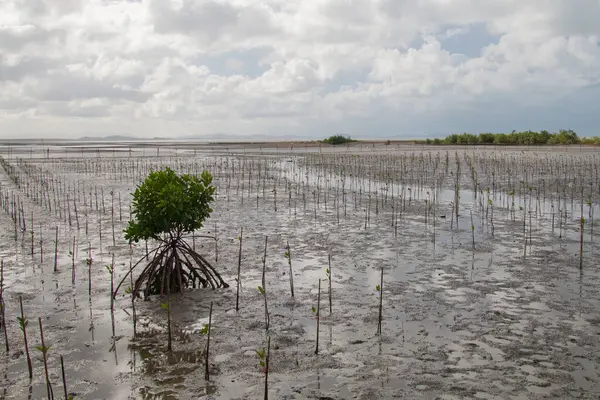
1,0,599,139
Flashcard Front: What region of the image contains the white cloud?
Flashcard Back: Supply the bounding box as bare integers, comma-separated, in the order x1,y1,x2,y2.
1,0,600,138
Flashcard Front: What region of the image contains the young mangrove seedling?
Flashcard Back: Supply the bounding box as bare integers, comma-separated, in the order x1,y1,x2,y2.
315,279,321,355
258,285,270,331
54,226,59,272
256,337,271,400
204,301,213,381
236,228,243,312
37,317,54,400
1,259,8,353
60,355,70,400
285,241,295,297
326,254,332,314
18,296,33,379
376,267,383,336
261,236,269,331
85,256,93,298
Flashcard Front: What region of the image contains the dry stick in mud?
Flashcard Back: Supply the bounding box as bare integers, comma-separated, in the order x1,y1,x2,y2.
285,241,295,297
376,267,383,336
205,301,213,381
38,317,54,400
18,296,33,379
236,227,243,312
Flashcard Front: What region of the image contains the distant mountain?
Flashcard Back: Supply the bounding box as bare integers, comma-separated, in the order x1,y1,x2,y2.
78,135,141,141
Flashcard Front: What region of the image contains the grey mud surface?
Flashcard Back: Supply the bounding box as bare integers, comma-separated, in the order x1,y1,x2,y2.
0,143,600,399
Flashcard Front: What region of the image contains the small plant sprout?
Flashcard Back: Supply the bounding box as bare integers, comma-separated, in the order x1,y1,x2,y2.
257,337,271,400
18,296,33,379
255,346,267,373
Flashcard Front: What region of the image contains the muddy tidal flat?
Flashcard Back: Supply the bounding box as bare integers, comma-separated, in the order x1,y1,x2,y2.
1,142,600,399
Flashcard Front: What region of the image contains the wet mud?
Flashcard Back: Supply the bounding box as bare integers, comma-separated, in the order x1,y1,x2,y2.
0,145,599,399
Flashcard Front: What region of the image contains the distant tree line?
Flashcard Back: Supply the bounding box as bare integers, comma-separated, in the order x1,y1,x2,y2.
422,130,600,145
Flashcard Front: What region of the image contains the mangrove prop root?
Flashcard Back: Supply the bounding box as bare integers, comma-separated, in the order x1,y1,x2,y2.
114,239,228,299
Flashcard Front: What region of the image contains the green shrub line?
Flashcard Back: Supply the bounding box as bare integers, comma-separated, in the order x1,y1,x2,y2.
419,129,600,145
321,135,357,145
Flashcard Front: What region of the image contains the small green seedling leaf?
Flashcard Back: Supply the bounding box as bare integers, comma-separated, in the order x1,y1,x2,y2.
160,302,170,310
200,324,209,335
106,265,113,274
311,306,316,314
125,287,133,294
376,285,381,292
258,286,265,295
284,251,290,259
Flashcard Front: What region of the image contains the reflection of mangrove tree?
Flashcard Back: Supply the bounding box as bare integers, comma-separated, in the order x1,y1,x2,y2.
116,168,229,299
422,129,600,145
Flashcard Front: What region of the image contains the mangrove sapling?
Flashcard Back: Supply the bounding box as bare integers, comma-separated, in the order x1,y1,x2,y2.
376,267,383,336
205,301,213,381
236,228,243,312
115,168,228,300
37,317,54,400
259,237,270,331
285,241,295,297
18,296,33,379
